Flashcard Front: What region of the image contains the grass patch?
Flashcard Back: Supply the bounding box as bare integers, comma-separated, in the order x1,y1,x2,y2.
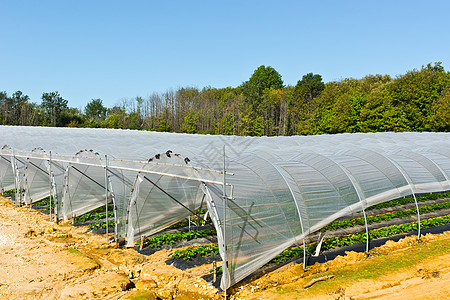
67,248,82,255
292,236,450,297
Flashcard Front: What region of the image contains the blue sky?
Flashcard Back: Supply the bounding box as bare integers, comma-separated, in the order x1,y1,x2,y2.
1,0,449,109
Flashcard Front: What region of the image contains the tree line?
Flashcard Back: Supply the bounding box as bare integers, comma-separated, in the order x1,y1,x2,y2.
1,62,449,135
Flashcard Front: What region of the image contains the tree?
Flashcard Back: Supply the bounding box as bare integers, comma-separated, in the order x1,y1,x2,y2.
431,89,450,131
41,91,68,126
241,65,283,106
181,110,199,134
292,73,324,120
293,73,325,108
85,98,107,122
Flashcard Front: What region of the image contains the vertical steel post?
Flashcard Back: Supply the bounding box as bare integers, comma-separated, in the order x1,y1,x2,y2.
222,145,227,300
361,205,369,253
412,192,421,239
105,155,109,243
49,151,53,222
384,157,421,240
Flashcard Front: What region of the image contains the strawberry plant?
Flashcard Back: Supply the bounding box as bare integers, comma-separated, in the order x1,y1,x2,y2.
88,220,115,230
169,244,220,261
322,200,450,232
270,214,450,264
138,228,216,248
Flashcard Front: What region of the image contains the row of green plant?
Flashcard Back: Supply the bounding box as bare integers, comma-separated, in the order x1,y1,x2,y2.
167,208,210,229
169,244,220,261
137,228,217,248
167,214,450,262
76,211,114,222
32,198,51,206
321,200,450,232
31,197,55,211
366,191,450,211
88,220,115,230
272,214,450,264
2,188,16,195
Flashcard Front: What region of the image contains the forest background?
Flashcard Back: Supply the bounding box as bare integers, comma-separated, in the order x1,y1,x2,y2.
1,62,449,136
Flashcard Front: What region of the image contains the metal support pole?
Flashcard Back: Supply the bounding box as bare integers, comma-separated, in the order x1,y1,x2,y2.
383,157,421,240
105,155,109,243
222,145,227,300
49,152,53,222
302,239,307,269
412,192,421,239
361,205,369,253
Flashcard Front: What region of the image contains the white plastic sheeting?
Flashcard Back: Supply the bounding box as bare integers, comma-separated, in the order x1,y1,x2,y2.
62,150,113,221
23,148,51,204
126,152,205,247
0,126,449,290
0,146,15,192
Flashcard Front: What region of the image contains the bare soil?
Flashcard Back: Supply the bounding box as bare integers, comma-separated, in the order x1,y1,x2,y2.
1,195,449,300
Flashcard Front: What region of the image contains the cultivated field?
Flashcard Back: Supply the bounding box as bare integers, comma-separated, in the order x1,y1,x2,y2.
1,193,449,299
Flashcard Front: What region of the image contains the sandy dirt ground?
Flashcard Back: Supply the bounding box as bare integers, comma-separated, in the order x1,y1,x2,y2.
1,195,449,300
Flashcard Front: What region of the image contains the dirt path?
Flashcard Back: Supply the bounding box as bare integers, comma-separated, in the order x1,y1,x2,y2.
0,196,220,299
0,196,138,299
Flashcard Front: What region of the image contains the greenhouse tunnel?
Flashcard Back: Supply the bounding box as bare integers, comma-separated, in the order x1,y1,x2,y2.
61,150,114,222
0,145,15,193
0,126,449,291
23,148,52,205
126,152,207,247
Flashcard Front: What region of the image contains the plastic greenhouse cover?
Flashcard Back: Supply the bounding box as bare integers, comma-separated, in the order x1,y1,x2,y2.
0,126,450,290
126,152,205,247
23,148,51,204
0,146,15,192
62,150,113,221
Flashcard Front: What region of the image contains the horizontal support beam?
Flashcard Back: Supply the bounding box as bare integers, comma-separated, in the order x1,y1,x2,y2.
1,153,229,186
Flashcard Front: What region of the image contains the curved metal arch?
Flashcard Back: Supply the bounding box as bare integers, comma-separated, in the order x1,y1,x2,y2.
415,149,450,188
126,151,206,247
287,152,370,253
333,148,410,201
317,153,371,253
379,152,422,239
386,149,448,189
256,154,308,268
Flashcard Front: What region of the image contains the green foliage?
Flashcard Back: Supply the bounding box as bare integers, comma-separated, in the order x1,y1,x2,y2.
321,200,450,232
169,244,220,261
85,98,107,122
2,189,16,195
241,65,283,106
271,214,450,264
41,91,69,126
181,110,199,134
430,88,450,131
88,220,115,230
75,211,114,223
169,214,450,264
2,62,449,135
139,228,216,248
366,191,450,211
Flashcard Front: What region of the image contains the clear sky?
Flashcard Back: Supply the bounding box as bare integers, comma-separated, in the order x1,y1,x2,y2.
1,0,449,109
